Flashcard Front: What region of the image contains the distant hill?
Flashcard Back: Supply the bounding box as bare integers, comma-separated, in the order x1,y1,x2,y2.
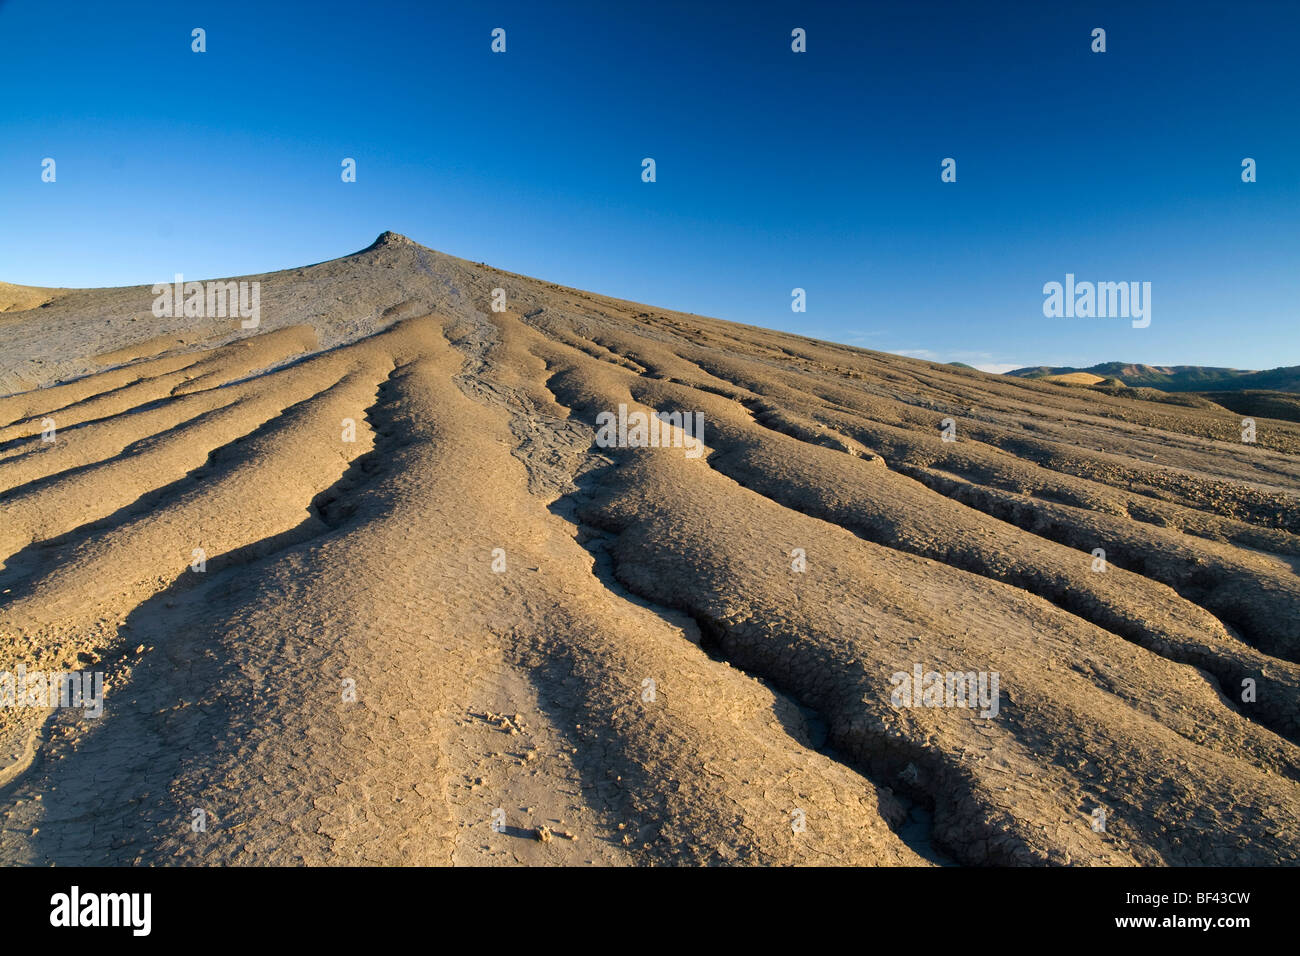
1006,362,1300,393
1042,371,1108,387
1194,390,1300,424
0,281,60,313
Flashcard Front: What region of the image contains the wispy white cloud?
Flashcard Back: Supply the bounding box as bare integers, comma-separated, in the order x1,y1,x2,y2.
843,329,887,342
889,348,938,359
884,349,1024,375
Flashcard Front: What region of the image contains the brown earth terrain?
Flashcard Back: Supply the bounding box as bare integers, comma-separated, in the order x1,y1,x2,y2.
1,232,1297,866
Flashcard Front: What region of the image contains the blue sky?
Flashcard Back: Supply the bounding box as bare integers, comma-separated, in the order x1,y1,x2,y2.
1,0,1297,372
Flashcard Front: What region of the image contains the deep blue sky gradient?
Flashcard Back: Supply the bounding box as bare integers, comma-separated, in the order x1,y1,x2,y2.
1,0,1297,371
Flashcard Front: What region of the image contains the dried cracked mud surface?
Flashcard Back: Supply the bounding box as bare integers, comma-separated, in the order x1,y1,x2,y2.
1,232,1297,866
